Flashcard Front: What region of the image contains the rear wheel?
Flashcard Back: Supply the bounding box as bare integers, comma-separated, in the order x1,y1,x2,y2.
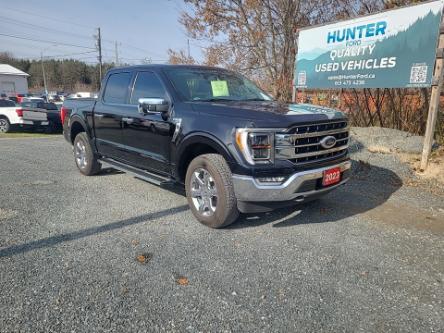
185,154,239,228
0,117,11,133
73,132,101,176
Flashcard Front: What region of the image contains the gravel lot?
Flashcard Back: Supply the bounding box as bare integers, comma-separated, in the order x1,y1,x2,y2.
0,135,443,332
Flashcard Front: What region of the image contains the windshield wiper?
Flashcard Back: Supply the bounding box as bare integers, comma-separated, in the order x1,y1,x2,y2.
195,98,238,102
243,98,269,101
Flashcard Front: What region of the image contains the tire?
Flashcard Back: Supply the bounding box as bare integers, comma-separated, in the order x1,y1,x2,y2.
73,132,101,176
0,117,11,133
185,153,239,228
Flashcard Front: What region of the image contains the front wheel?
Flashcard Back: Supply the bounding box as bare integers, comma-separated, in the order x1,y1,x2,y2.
185,154,239,228
73,132,101,176
0,117,11,133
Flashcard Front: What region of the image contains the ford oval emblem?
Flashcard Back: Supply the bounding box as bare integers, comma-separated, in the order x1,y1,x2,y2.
320,136,337,149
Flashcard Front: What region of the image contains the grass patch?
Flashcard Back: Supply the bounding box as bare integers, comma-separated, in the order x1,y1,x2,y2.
367,145,392,154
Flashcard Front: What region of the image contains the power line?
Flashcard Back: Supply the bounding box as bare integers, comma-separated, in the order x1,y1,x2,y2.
123,43,166,59
0,33,96,50
0,16,94,42
0,40,95,61
117,56,168,61
0,29,169,63
0,15,167,61
1,6,95,30
100,40,166,58
43,51,97,59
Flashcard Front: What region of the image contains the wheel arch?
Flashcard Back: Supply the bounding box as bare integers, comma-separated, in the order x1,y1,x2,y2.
69,116,91,144
176,133,235,182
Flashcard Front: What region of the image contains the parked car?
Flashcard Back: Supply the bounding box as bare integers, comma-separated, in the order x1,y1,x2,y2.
7,94,29,104
68,92,96,99
20,100,61,132
15,93,28,104
62,65,350,228
48,94,62,102
22,97,45,102
0,99,48,133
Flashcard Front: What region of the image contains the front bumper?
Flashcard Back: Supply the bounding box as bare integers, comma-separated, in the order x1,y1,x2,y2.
232,160,351,203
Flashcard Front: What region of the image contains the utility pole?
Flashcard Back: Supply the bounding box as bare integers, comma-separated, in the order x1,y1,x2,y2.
61,59,65,91
187,39,191,58
114,41,119,66
40,52,48,100
95,27,103,87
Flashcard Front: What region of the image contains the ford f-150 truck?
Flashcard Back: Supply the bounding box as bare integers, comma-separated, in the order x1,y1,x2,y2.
62,65,350,228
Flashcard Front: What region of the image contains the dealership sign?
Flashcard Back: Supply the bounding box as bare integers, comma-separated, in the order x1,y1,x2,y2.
295,1,444,89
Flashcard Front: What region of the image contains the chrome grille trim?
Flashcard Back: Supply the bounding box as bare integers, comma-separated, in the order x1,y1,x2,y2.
290,150,348,166
276,136,350,148
275,121,349,163
276,144,349,159
285,120,349,132
276,127,350,142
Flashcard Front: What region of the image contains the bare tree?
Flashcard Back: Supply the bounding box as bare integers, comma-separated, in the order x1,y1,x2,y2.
177,0,388,101
167,49,196,64
179,0,318,100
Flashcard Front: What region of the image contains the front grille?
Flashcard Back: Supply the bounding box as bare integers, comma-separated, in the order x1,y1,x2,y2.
275,120,349,165
287,121,348,134
291,149,348,165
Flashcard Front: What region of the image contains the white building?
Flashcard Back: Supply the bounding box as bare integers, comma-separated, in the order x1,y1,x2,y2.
0,64,29,96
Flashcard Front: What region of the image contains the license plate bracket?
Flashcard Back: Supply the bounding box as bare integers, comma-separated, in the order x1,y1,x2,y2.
322,167,341,186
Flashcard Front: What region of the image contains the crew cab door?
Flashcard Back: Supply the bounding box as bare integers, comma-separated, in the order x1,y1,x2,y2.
93,71,133,160
120,71,174,174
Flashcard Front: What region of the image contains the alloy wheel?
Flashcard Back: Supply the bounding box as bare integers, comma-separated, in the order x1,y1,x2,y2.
0,119,8,133
75,140,88,169
190,168,218,216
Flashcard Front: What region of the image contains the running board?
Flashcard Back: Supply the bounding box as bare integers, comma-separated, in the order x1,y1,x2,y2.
99,158,174,186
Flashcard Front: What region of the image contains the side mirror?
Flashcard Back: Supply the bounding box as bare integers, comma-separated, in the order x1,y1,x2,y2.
138,98,169,114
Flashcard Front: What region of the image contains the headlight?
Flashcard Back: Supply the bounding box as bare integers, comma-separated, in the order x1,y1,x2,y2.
235,129,274,165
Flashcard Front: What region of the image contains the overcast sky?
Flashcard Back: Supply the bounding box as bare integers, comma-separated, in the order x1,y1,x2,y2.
0,0,204,64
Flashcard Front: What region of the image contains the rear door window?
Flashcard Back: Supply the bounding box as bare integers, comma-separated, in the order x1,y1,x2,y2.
103,72,132,104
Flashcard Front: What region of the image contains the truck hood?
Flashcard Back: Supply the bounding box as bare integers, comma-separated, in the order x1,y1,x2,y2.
190,101,346,128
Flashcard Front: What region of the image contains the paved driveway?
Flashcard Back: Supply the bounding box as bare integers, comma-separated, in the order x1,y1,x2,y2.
0,136,443,332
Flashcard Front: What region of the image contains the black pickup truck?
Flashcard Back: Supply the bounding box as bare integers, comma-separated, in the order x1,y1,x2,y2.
62,65,350,228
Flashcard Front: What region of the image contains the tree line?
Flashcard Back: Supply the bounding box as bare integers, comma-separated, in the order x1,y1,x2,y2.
0,52,114,92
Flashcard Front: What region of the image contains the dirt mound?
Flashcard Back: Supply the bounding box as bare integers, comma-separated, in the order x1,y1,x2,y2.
350,126,444,189
350,127,425,154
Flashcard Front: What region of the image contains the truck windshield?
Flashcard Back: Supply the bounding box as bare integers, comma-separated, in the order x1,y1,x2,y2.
165,68,273,102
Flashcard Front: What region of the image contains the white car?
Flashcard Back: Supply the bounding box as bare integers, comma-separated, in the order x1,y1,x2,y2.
0,99,49,133
67,92,96,99
22,97,45,103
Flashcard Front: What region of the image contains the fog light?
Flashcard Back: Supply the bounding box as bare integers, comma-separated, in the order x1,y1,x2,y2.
256,176,286,184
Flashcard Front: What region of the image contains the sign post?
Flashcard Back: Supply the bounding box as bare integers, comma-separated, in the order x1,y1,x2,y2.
292,30,299,103
421,26,444,170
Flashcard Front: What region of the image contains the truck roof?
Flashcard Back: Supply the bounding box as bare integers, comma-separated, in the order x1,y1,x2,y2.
107,64,229,73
